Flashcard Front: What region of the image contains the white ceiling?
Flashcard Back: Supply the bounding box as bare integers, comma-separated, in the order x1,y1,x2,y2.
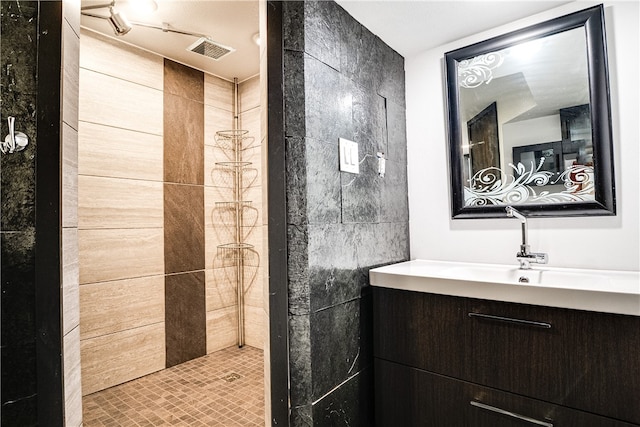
335,0,574,57
80,0,260,82
80,0,573,81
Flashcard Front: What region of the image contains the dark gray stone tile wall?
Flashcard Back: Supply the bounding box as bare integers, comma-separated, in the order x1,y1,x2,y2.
1,2,39,425
282,1,410,425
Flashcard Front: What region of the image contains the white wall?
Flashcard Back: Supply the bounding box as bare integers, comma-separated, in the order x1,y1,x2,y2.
406,1,639,271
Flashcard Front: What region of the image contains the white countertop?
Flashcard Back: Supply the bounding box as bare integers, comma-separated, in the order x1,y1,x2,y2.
369,259,640,316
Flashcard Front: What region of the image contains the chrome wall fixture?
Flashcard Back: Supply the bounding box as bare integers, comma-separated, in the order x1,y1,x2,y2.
1,116,29,154
81,0,211,39
106,6,132,35
81,1,133,35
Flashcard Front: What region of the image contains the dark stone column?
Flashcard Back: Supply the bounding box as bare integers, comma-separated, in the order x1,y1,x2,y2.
277,1,410,425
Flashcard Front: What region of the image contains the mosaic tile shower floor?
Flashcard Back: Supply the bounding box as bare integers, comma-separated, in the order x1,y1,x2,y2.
82,346,264,426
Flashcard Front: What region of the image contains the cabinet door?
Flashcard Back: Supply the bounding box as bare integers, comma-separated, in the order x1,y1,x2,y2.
374,358,638,427
467,298,640,424
373,288,466,379
375,358,467,426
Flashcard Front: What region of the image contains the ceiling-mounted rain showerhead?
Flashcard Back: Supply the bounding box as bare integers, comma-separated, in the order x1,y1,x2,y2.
187,38,235,61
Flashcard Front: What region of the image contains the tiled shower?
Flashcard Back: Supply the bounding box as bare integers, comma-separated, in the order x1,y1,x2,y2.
1,1,408,425
77,27,265,413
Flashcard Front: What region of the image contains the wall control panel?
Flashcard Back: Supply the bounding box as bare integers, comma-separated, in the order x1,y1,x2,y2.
339,138,359,174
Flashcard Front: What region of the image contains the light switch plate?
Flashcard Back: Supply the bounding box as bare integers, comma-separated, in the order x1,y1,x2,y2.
339,138,359,174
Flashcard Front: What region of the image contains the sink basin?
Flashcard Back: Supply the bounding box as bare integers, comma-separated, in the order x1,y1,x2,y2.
369,260,640,316
443,265,543,284
442,265,615,290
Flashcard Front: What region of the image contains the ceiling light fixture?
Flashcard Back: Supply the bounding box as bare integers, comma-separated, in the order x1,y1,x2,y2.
80,0,233,61
81,2,132,36
106,6,132,35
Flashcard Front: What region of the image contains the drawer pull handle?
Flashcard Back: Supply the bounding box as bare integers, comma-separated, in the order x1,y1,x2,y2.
470,401,553,427
468,312,552,329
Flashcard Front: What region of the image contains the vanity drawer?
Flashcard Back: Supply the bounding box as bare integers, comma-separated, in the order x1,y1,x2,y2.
467,298,640,424
374,358,638,427
373,287,640,424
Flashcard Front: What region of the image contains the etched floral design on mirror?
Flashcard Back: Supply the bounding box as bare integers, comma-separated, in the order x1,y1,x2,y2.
445,5,615,218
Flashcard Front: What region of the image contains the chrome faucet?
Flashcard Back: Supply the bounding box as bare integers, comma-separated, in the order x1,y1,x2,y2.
505,206,548,270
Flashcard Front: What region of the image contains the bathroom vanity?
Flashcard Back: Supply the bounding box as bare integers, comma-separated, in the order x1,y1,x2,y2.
370,260,640,426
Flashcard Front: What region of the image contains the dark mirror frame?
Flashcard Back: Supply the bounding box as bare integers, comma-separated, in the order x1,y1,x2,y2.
445,5,615,219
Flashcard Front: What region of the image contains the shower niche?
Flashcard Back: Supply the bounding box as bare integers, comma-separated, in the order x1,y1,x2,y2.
211,129,260,348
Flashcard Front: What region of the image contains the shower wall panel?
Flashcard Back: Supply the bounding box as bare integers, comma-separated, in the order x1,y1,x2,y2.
78,175,164,229
204,75,238,353
78,30,166,395
78,69,164,135
79,27,164,89
165,271,207,367
203,74,265,352
163,181,204,274
239,76,265,349
79,276,165,339
163,59,207,366
78,121,163,180
79,230,165,284
78,30,264,394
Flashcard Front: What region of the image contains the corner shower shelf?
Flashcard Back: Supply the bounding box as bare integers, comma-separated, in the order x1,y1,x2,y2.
212,128,259,348
214,129,255,151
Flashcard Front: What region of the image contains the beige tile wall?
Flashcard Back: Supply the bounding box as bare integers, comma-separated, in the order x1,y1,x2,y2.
79,29,164,91
80,323,166,395
239,76,265,350
62,0,82,424
78,121,163,181
79,275,165,339
78,29,265,399
78,30,166,396
203,74,236,353
204,74,265,352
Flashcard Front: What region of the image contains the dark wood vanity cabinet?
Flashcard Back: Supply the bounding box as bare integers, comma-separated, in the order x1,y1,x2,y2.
373,287,640,426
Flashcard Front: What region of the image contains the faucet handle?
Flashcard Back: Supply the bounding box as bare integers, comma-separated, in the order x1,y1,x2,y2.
517,252,548,265
534,252,548,264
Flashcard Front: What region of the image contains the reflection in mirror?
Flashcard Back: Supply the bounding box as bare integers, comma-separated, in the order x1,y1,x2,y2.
461,28,593,206
445,5,615,218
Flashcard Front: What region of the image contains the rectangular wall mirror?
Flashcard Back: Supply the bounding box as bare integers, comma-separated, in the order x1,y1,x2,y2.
445,4,615,219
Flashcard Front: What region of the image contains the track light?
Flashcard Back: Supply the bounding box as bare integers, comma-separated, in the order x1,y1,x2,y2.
107,7,132,36
82,2,132,36
81,0,217,44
